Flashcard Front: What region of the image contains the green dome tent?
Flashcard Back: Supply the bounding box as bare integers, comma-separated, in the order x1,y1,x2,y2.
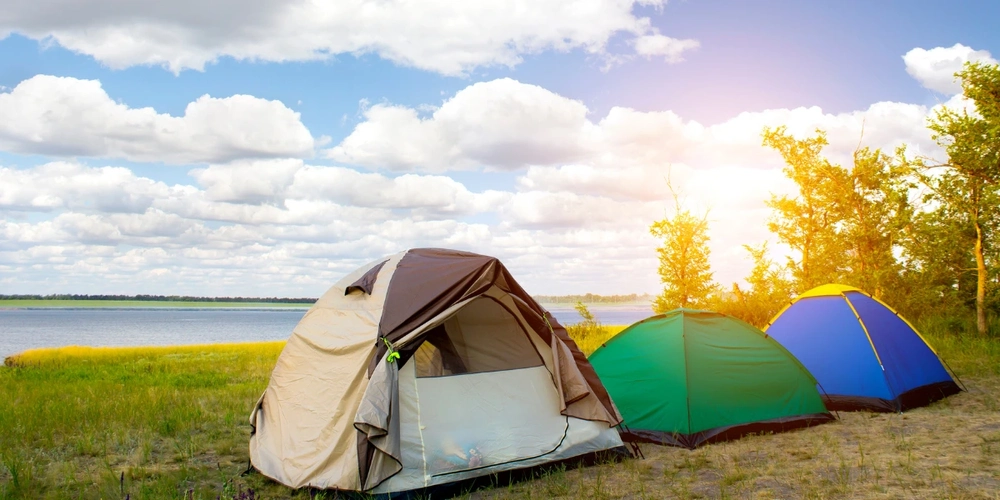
588,309,834,449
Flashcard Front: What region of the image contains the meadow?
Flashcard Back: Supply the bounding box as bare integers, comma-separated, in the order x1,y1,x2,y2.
1,320,999,499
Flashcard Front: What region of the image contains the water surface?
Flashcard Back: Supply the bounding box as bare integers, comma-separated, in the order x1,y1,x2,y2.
0,304,654,359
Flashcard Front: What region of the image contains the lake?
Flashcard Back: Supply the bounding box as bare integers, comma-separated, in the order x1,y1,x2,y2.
0,304,654,359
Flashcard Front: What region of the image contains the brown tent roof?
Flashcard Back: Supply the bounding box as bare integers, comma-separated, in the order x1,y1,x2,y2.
365,248,615,417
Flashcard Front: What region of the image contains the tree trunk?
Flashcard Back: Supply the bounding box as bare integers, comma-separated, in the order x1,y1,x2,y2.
974,219,988,336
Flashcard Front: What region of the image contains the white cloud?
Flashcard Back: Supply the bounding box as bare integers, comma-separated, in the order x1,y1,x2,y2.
498,191,663,230
328,78,595,172
0,75,315,163
2,48,973,298
190,159,304,205
289,165,511,215
903,44,997,94
1,0,683,76
331,78,945,174
633,33,700,63
0,162,171,213
517,164,672,202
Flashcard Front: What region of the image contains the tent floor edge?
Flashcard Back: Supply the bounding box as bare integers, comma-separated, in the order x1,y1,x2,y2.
823,395,898,413
824,381,963,413
354,446,632,500
619,429,696,450
896,380,963,411
619,413,835,450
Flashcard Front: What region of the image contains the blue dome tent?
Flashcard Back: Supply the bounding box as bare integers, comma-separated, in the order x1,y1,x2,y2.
764,284,963,412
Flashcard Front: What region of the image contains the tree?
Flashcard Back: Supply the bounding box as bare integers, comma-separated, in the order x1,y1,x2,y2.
925,60,1000,336
650,192,716,313
709,242,794,328
762,127,914,300
570,301,602,339
899,188,981,317
835,145,915,301
762,126,845,290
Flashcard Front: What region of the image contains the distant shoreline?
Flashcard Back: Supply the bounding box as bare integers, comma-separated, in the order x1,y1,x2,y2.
0,299,312,309
0,298,653,309
540,301,653,308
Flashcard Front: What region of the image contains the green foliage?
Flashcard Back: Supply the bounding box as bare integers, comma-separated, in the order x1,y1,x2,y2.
532,293,654,304
916,316,1000,377
650,207,717,312
670,61,1000,333
574,301,597,325
567,325,626,357
708,242,794,328
762,126,845,289
565,302,610,354
761,126,914,300
836,145,916,302
923,60,1000,335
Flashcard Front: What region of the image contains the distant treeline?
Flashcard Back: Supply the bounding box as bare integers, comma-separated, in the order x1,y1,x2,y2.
0,294,317,304
533,293,653,304
2,293,651,305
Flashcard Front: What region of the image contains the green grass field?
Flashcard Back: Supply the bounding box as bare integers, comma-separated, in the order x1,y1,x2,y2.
1,324,998,499
0,300,311,309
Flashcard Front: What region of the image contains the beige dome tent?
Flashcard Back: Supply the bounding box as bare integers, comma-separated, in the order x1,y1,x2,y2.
248,248,626,496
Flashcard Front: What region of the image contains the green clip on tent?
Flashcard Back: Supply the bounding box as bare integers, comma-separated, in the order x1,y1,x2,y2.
589,309,834,449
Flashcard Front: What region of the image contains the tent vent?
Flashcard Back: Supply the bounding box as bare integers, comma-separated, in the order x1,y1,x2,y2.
346,259,389,295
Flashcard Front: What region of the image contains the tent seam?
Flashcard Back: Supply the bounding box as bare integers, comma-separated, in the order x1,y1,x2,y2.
413,367,428,487
841,293,883,369
763,299,795,332
681,314,693,440
842,292,899,410
858,291,943,357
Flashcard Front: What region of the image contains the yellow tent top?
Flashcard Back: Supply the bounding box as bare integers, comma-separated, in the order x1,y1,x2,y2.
795,283,862,300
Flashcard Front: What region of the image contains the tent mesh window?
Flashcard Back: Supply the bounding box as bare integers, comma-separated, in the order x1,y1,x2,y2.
413,297,543,378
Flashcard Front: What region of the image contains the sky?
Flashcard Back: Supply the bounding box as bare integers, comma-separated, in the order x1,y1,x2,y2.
2,0,999,298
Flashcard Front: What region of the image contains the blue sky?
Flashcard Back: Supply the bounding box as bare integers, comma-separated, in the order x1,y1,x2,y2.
1,0,998,297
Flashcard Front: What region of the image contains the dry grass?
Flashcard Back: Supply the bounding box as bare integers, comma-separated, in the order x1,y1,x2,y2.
469,376,1000,500
1,328,998,499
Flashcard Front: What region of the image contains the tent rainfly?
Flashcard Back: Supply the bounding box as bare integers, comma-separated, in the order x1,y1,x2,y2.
248,248,627,497
588,309,834,449
764,284,962,412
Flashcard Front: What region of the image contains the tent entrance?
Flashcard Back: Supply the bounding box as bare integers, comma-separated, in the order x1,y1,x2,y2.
414,366,569,478
391,296,569,489
410,296,545,377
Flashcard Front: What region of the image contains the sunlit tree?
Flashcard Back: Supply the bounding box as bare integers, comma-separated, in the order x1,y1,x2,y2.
835,145,915,300
924,61,1000,335
650,191,717,313
762,126,844,290
762,127,914,300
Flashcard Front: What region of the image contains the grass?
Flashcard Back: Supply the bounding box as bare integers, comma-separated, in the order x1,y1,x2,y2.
0,299,310,309
1,323,999,499
0,343,286,499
